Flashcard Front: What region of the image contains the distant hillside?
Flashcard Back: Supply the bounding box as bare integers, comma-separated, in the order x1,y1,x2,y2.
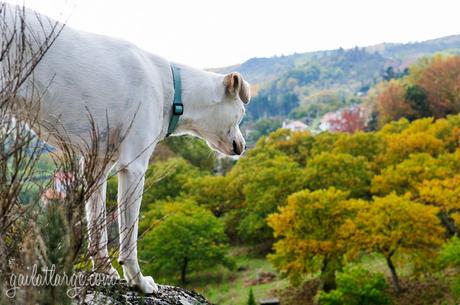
212,34,460,139
212,52,315,84
214,34,460,85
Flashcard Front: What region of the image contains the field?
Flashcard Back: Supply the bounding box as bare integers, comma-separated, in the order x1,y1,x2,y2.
184,249,455,305
186,247,288,305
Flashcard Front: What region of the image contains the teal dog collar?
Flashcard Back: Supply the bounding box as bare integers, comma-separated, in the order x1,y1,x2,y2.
167,64,183,136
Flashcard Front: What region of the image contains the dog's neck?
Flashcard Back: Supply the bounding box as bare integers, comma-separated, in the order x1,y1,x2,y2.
163,64,224,138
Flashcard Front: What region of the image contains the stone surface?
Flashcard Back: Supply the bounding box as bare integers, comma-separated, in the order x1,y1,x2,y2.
77,279,212,305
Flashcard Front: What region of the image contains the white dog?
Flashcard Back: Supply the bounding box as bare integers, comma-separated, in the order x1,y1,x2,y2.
2,4,250,293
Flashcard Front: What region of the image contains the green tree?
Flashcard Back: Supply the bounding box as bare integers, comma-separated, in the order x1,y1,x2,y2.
251,128,315,166
311,132,344,157
437,236,460,297
188,175,232,216
404,84,430,120
235,154,306,244
318,266,391,305
139,199,233,284
164,136,216,172
142,157,202,207
248,118,282,144
247,288,256,305
304,152,371,198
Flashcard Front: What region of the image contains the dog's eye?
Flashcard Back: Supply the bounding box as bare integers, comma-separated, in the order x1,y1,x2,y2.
227,129,231,135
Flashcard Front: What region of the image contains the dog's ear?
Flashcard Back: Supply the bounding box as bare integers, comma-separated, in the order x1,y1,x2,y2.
224,72,251,104
239,79,251,104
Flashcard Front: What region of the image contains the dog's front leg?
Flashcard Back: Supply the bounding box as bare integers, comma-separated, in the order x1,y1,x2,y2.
117,161,158,293
85,176,120,278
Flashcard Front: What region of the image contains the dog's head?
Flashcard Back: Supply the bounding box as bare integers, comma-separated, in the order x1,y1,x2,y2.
180,71,251,156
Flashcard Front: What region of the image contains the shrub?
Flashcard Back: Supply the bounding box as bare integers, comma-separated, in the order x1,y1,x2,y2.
318,266,391,305
247,288,256,305
438,236,460,297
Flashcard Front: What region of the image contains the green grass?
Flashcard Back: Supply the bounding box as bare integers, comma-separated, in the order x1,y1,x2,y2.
358,253,414,279
186,247,289,305
161,248,426,305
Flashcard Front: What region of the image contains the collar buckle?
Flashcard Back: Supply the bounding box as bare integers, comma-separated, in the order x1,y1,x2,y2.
172,103,184,115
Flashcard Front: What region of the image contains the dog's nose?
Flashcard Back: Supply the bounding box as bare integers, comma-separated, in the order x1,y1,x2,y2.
232,140,242,155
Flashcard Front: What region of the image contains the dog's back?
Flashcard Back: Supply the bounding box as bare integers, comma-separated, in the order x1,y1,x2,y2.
1,3,171,152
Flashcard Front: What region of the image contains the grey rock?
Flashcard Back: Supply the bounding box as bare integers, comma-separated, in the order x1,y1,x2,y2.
76,279,212,305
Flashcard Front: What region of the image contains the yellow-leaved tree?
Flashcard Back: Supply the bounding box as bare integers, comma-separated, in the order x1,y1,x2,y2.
344,193,444,293
418,174,460,236
267,188,359,291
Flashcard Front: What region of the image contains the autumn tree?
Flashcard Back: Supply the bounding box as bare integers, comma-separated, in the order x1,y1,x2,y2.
376,119,444,166
418,174,460,236
371,153,444,197
374,55,460,125
345,193,444,293
327,106,367,133
332,131,384,163
268,188,356,291
249,128,315,166
416,55,460,118
376,80,412,126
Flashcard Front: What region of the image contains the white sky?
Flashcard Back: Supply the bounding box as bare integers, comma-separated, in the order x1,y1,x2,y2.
5,0,460,69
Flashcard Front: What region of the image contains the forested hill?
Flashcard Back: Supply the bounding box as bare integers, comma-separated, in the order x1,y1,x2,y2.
213,34,460,86
211,34,460,127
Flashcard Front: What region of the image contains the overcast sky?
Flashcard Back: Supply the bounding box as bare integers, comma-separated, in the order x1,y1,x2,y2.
5,0,460,69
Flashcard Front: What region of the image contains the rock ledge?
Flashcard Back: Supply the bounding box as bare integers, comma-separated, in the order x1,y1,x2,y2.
79,279,212,305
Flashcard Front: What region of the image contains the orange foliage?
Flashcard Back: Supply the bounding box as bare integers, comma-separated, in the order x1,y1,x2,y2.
417,56,460,118
377,80,413,126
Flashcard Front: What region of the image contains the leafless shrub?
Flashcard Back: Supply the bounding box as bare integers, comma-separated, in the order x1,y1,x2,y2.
0,4,170,305
0,4,65,304
0,4,131,305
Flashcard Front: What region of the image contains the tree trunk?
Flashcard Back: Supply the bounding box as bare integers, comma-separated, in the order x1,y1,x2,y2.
320,257,339,292
386,254,401,294
438,210,459,237
181,257,188,284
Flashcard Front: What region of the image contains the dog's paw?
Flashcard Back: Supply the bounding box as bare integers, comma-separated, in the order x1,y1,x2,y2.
129,275,158,294
139,275,159,293
120,259,159,293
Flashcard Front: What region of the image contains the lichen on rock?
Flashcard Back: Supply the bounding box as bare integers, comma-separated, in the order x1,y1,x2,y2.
75,279,212,305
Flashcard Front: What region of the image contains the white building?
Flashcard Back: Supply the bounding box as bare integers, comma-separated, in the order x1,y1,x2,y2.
282,120,308,132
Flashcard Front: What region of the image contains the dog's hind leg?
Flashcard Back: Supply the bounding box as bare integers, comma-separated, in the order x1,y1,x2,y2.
117,156,158,293
85,174,120,278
